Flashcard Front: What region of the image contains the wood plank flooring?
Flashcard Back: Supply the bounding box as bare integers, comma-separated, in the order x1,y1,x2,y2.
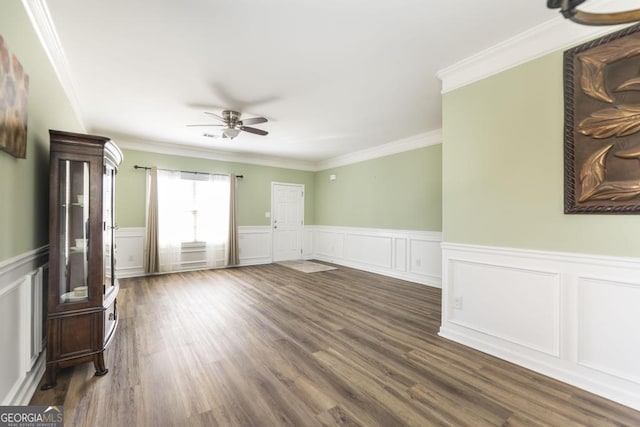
31,263,640,426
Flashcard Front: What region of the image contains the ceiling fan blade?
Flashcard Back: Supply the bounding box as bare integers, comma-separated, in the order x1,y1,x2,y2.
240,126,268,136
239,117,267,126
204,111,225,122
186,124,224,127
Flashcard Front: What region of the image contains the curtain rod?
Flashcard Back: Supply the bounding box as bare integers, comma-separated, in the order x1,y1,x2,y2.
133,165,243,179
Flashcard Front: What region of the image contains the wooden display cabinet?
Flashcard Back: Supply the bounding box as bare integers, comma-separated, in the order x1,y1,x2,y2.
41,130,123,389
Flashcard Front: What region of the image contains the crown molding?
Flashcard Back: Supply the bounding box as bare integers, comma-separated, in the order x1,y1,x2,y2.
22,0,86,131
315,129,442,171
437,0,640,93
113,134,318,172
113,130,442,172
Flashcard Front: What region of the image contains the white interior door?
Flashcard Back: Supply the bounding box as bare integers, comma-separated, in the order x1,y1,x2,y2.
272,183,304,262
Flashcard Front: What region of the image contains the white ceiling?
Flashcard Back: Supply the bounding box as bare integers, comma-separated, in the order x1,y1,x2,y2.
36,0,561,164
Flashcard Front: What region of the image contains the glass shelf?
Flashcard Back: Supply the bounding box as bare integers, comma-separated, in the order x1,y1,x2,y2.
58,160,89,304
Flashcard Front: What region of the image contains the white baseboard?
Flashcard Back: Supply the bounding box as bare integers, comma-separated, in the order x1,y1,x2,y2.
440,242,640,411
309,226,442,287
0,246,48,406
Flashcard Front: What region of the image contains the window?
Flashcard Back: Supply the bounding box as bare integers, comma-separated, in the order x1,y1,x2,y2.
147,168,235,273
175,173,229,244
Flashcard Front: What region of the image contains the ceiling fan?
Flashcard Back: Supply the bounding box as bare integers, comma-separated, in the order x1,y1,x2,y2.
187,110,268,139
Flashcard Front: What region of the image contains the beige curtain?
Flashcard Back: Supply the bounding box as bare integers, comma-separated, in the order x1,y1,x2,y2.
144,167,160,273
226,174,240,266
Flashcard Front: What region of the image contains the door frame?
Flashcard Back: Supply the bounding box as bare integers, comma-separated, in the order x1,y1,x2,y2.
270,182,305,262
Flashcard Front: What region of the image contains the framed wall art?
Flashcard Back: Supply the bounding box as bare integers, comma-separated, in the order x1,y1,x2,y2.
0,34,29,159
564,24,640,213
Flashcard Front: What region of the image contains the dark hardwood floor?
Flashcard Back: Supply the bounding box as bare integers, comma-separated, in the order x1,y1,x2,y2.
31,263,640,426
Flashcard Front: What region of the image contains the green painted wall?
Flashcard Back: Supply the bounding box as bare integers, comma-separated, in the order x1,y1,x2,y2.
314,145,442,231
0,2,83,262
116,149,316,227
117,145,442,232
442,50,640,257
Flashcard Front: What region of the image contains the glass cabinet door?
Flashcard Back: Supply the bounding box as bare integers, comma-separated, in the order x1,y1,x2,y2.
103,164,116,294
58,160,89,304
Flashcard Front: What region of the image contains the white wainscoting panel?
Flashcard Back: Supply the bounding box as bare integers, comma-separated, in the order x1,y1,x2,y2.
114,226,442,286
115,227,145,278
303,228,313,259
394,238,407,272
311,226,442,287
314,230,345,261
448,260,560,356
115,226,274,275
0,280,23,404
0,247,48,406
577,277,640,384
238,226,272,266
440,242,640,411
410,239,442,280
345,233,393,269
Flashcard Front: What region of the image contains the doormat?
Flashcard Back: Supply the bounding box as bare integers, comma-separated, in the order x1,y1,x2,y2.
276,260,337,273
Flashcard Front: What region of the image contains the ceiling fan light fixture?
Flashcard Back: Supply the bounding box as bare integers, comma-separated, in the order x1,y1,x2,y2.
223,127,241,139
188,109,269,140
547,0,640,25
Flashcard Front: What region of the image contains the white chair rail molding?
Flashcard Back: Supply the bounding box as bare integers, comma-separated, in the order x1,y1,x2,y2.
439,242,640,411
